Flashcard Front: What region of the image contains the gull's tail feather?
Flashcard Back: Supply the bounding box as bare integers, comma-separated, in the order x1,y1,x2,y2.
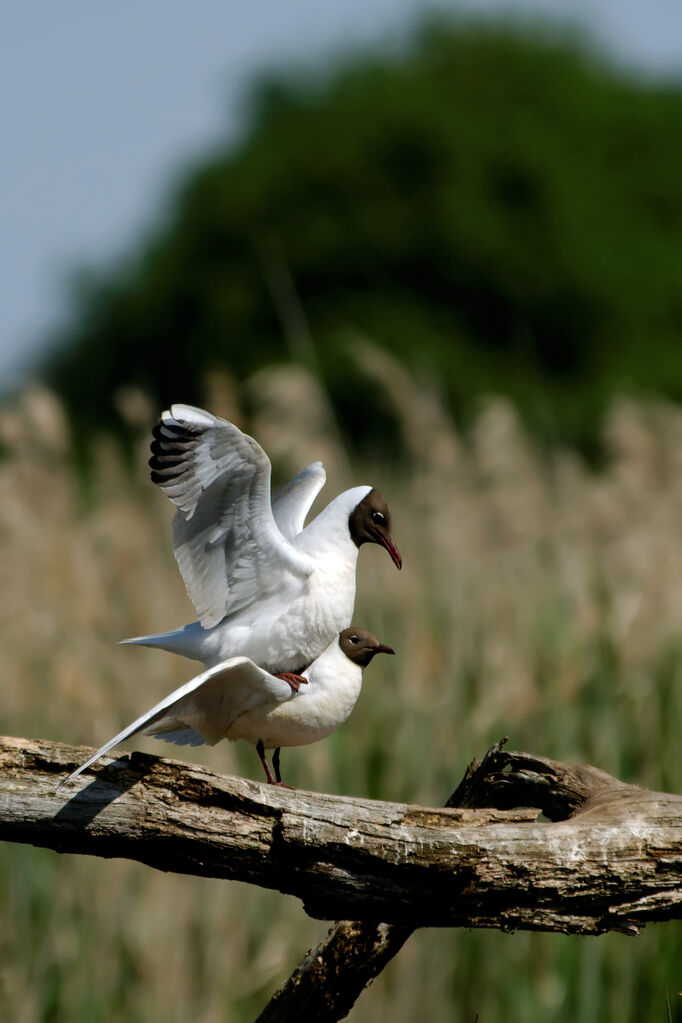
119,622,207,663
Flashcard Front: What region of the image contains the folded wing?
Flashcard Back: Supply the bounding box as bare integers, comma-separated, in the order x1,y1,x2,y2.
150,404,314,628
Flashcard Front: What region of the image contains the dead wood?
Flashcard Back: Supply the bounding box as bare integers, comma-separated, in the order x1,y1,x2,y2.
254,920,413,1023
254,737,669,1022
1,735,681,939
253,745,518,1022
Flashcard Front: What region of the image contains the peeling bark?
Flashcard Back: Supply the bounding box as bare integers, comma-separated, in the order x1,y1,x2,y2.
4,735,682,1022
255,738,682,1021
1,736,680,938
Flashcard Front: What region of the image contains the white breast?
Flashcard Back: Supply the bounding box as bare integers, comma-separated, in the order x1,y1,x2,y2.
204,510,361,672
226,638,362,749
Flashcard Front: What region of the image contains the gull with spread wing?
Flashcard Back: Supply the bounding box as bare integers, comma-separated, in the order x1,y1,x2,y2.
123,405,401,681
61,628,395,788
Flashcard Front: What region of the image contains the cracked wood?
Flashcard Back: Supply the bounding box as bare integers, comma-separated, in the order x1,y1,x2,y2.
1,736,681,935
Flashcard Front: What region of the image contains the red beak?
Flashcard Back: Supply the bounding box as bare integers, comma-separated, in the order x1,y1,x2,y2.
380,535,402,570
375,644,396,655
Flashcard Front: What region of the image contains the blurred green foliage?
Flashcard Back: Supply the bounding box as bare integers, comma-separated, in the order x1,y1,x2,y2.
43,19,682,455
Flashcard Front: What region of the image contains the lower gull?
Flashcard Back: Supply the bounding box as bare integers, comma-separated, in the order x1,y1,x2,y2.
60,628,394,788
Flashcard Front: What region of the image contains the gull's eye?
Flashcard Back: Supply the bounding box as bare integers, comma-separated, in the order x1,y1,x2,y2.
350,635,359,644
371,511,386,525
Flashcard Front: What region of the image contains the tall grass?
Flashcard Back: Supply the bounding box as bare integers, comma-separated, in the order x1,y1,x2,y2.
0,361,680,1022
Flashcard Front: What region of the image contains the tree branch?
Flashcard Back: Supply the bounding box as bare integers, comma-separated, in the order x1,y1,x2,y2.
2,736,681,938
254,737,671,1022
254,920,413,1023
254,745,517,1022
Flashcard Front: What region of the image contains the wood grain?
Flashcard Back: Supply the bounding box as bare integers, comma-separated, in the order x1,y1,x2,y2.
2,736,681,937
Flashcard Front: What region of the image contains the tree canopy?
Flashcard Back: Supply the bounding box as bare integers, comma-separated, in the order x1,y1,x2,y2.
43,19,682,455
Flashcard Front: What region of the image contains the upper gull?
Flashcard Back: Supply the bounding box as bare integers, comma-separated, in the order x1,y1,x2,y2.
122,404,402,674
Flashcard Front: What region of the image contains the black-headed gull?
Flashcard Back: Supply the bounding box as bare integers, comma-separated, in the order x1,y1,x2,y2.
60,628,395,788
123,405,401,677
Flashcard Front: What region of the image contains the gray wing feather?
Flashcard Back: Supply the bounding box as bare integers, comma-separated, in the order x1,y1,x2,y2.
271,461,326,540
149,727,206,747
151,404,314,628
59,657,287,788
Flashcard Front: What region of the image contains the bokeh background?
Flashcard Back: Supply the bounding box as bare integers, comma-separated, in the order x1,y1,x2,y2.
2,3,682,1020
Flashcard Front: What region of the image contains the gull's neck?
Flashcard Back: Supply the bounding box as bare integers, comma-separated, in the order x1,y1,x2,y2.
294,485,371,557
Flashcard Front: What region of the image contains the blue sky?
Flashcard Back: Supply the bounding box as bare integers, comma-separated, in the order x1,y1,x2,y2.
2,0,681,384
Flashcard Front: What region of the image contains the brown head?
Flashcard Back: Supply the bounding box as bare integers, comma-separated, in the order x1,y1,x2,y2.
348,489,402,569
339,627,395,668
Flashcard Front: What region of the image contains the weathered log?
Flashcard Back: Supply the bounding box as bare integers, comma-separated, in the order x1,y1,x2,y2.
254,920,413,1023
253,745,518,1022
254,737,676,1022
1,736,681,937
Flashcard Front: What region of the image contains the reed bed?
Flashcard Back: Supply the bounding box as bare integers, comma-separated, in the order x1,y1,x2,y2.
0,357,680,1021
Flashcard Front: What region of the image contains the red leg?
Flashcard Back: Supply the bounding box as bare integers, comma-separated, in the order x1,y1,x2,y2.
256,740,293,788
274,672,308,693
256,739,276,784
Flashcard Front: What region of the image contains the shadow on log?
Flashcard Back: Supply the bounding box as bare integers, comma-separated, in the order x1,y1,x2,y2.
1,735,681,1020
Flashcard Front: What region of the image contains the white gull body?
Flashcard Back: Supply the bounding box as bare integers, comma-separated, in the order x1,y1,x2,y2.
227,635,364,751
61,630,393,787
123,405,401,673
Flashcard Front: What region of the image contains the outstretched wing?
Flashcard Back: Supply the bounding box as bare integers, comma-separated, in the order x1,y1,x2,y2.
271,461,326,540
150,404,314,628
59,657,292,787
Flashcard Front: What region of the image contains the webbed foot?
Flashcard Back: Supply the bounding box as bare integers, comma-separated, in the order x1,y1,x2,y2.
274,671,308,693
